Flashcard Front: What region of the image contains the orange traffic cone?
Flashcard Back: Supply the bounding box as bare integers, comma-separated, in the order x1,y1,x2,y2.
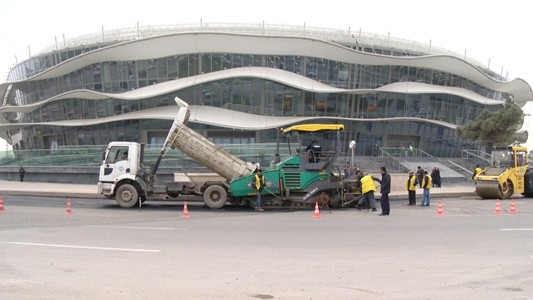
181,201,189,219
509,199,517,214
313,201,321,218
65,198,72,214
0,195,5,211
436,200,444,217
493,199,501,214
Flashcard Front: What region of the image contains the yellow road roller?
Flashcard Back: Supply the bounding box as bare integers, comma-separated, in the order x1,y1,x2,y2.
474,142,533,199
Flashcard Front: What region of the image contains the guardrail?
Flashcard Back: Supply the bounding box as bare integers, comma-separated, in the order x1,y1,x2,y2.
462,149,491,166
380,149,410,173
0,143,293,168
379,147,433,158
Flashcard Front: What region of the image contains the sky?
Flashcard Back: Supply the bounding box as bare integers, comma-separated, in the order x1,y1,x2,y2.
0,0,532,149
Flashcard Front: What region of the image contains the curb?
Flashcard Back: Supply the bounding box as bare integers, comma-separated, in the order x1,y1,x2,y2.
0,190,104,199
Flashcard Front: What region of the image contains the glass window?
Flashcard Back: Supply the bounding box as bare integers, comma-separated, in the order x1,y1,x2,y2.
189,54,198,76
221,54,231,70
137,60,147,79
232,54,243,68
168,57,178,78
243,54,253,67
200,54,210,74
317,58,327,81
178,56,188,78
157,58,167,79
147,59,157,81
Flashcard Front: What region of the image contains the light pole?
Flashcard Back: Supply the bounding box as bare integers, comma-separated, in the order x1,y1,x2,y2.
349,140,356,166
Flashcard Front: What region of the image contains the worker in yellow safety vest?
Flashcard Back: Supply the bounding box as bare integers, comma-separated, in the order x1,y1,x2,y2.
472,165,482,181
355,170,381,212
421,171,432,206
252,169,266,211
406,171,418,205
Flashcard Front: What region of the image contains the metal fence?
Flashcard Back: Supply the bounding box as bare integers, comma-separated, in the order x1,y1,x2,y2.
0,143,298,169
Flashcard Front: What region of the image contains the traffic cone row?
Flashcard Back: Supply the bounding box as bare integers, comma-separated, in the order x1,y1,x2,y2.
0,194,522,218
492,199,518,215
313,201,321,218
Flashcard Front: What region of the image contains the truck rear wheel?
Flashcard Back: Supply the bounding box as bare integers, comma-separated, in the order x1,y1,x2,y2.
203,185,227,209
116,184,139,208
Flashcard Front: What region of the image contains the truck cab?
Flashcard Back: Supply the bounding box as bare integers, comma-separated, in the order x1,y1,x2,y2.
99,142,142,182
97,142,147,207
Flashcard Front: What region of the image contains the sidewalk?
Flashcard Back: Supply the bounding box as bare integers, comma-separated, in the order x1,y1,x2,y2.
0,179,478,200
0,180,102,199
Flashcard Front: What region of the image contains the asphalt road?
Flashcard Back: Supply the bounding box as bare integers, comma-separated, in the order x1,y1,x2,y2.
1,195,533,300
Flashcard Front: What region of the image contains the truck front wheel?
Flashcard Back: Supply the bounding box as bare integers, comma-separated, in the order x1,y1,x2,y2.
116,184,139,208
203,185,227,209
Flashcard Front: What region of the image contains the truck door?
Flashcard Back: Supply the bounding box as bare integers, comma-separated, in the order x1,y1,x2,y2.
99,145,133,182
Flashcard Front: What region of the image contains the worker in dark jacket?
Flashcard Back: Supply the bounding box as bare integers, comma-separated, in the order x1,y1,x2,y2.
379,166,391,216
416,166,424,188
19,166,25,182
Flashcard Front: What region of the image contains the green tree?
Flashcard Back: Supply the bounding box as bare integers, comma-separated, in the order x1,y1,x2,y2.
457,98,524,147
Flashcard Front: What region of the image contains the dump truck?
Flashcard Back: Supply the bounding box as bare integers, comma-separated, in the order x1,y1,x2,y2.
474,142,533,199
97,97,359,208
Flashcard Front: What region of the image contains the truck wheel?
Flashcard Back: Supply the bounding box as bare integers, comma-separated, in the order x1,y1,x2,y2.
203,185,227,209
116,184,139,208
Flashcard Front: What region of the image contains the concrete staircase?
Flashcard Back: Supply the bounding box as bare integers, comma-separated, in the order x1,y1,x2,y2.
338,155,389,174
338,155,473,184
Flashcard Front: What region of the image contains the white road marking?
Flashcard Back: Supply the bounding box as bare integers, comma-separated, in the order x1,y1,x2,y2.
500,228,533,231
5,242,160,253
88,225,185,231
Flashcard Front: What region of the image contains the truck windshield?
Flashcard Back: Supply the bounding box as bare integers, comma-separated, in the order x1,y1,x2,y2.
106,146,130,164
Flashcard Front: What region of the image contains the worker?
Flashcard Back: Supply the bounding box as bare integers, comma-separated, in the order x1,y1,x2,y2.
406,171,417,205
416,166,424,188
431,167,441,188
121,151,128,161
420,171,432,206
378,166,391,216
306,140,321,163
472,165,482,181
19,165,26,182
355,170,381,212
251,169,266,212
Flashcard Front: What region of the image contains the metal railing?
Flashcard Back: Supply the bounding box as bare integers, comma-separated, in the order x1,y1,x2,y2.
379,149,410,173
0,143,298,169
379,147,433,158
462,149,491,165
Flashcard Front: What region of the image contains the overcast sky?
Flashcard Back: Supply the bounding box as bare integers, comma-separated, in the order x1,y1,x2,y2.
0,0,532,149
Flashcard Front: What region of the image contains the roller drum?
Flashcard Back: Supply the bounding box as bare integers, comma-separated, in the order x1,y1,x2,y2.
476,180,514,199
475,181,502,199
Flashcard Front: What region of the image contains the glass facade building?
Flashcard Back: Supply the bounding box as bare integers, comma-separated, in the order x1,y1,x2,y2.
1,23,531,156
